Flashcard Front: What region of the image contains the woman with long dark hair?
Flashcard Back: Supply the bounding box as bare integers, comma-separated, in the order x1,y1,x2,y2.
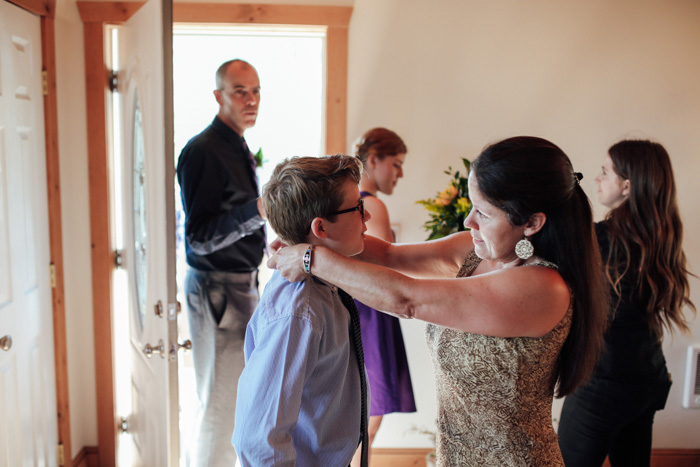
270,136,608,465
558,139,696,466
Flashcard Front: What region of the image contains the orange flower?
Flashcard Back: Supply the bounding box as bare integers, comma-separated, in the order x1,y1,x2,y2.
434,184,458,206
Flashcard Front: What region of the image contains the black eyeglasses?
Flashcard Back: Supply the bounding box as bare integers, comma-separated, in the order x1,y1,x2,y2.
328,198,365,220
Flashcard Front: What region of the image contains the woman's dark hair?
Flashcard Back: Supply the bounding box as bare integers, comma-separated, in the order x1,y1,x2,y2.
354,127,407,165
605,140,695,338
471,136,608,397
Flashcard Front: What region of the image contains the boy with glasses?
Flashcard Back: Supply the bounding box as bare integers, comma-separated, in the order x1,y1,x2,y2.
233,155,371,466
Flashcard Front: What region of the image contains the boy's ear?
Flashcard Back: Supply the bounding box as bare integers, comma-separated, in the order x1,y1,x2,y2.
309,217,328,240
523,212,547,237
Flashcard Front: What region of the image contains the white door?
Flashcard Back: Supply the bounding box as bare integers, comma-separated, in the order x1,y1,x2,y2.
0,1,58,466
115,0,178,465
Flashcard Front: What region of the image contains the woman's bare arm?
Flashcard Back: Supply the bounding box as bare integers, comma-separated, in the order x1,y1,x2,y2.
362,196,394,242
269,244,571,337
356,231,473,279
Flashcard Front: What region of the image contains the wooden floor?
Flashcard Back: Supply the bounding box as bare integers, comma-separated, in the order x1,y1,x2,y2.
372,448,433,466
72,446,700,466
372,448,700,467
604,449,700,467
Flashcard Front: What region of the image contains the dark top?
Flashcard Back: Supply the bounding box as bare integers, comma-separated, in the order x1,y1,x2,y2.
176,116,265,273
591,222,668,386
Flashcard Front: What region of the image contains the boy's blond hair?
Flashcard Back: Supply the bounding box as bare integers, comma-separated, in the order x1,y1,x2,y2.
263,155,362,244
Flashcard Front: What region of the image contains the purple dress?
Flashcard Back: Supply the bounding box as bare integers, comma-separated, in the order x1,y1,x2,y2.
354,191,416,416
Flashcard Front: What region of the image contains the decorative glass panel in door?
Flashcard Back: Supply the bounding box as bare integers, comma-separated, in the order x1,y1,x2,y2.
132,91,147,329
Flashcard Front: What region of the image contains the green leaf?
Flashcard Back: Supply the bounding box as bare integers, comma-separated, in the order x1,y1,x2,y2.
254,148,264,168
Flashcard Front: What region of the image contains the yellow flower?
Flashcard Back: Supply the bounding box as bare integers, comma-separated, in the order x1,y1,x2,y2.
425,203,443,213
456,197,471,213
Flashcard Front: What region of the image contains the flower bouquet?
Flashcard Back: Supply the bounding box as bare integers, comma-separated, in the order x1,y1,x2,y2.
416,158,472,240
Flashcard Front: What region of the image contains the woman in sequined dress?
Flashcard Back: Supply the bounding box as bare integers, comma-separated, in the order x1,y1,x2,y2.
270,136,608,465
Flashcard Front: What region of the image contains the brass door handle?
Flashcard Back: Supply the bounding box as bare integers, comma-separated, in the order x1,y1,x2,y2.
0,335,11,351
143,339,165,359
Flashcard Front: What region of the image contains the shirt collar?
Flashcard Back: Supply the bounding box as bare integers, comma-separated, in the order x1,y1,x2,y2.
211,116,246,148
310,275,339,294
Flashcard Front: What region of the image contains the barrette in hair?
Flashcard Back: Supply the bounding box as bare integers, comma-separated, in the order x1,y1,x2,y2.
574,172,583,185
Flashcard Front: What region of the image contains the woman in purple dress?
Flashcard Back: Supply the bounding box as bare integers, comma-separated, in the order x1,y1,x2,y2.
351,127,416,466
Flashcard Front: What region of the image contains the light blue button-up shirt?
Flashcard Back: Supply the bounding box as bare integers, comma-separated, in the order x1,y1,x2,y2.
233,270,366,466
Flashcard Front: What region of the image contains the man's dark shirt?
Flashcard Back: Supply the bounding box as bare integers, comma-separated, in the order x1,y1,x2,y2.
176,116,265,272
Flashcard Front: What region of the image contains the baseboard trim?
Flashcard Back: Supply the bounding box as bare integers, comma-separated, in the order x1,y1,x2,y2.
68,445,698,466
72,446,98,467
372,447,700,467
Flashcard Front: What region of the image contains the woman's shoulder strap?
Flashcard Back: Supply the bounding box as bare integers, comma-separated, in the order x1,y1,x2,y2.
456,249,481,277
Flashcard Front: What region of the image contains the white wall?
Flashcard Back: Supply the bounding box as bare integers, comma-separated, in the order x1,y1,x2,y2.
55,0,700,456
54,0,98,457
345,0,700,449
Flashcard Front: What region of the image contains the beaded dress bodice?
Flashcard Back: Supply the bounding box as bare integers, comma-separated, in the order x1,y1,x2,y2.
426,250,571,466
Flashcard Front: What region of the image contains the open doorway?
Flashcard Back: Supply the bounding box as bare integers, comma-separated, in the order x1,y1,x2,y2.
172,23,327,465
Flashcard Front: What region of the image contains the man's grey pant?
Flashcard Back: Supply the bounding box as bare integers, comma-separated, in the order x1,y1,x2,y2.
185,268,258,467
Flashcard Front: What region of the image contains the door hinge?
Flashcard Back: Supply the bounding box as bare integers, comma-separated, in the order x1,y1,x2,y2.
49,263,57,288
42,70,48,96
119,416,129,433
109,69,118,92
57,443,65,466
114,249,124,269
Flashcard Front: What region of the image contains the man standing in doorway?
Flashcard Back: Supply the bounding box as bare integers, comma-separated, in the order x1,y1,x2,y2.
176,59,266,467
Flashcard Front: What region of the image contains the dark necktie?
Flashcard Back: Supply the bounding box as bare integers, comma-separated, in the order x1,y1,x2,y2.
337,288,368,467
241,137,259,189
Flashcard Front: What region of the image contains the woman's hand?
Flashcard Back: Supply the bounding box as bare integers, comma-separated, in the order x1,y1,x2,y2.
268,237,287,253
267,243,309,282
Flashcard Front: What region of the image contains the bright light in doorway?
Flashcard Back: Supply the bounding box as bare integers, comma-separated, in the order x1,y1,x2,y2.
173,24,327,182
173,24,327,466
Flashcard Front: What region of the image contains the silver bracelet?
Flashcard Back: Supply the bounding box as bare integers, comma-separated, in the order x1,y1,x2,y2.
303,245,315,275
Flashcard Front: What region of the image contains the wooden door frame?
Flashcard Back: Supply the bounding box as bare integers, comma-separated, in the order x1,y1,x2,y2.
76,3,146,466
2,0,71,465
77,2,352,465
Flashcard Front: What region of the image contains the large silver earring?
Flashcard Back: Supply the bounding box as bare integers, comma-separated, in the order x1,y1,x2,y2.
515,238,534,260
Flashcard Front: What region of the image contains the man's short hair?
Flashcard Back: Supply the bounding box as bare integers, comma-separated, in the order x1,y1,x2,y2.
263,155,362,245
215,59,252,90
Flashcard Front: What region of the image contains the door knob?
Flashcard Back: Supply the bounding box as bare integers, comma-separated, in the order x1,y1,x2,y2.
0,335,11,351
143,339,165,358
178,339,192,351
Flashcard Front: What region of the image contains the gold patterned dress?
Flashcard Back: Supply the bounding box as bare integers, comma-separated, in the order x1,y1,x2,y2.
426,250,572,466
